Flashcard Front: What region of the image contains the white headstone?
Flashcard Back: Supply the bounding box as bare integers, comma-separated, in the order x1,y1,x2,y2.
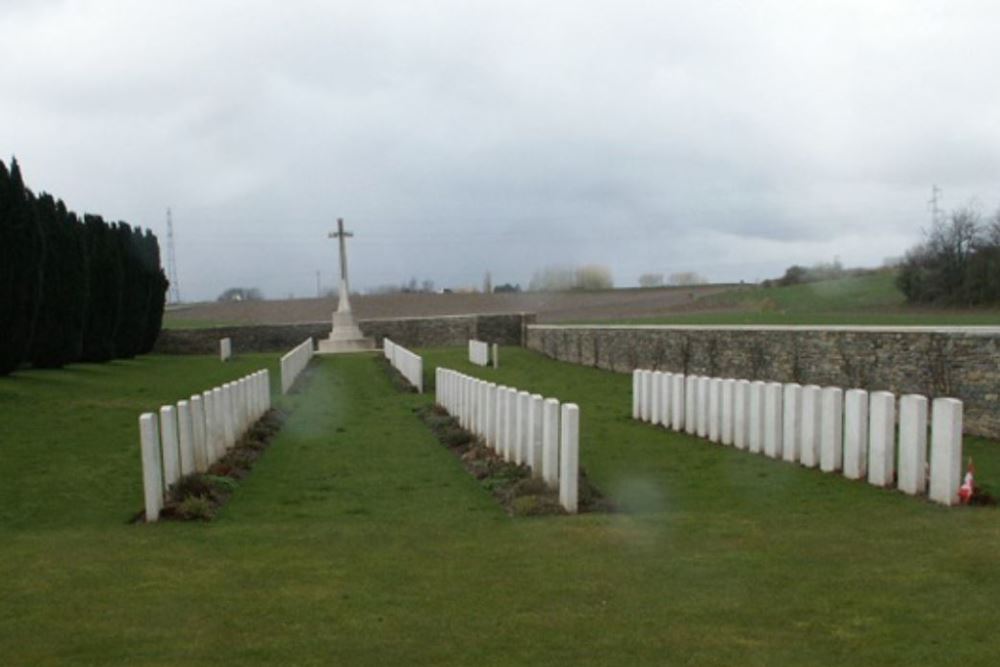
659,371,672,427
505,387,517,461
159,405,181,488
867,391,895,487
820,387,843,472
843,389,869,480
220,337,232,362
177,400,195,476
898,394,928,495
708,378,722,443
782,383,802,463
748,381,765,454
486,383,497,447
685,375,698,435
139,412,163,522
929,398,963,506
559,403,580,513
671,373,685,431
221,384,235,450
733,379,750,450
632,370,641,420
495,385,507,454
721,379,735,445
530,394,544,476
516,391,531,465
650,371,662,426
763,382,783,459
696,376,710,438
641,370,653,422
800,385,821,467
202,390,217,464
479,380,488,436
190,394,208,473
542,398,560,487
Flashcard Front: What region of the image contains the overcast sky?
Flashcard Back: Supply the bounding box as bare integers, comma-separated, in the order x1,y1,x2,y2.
2,1,999,301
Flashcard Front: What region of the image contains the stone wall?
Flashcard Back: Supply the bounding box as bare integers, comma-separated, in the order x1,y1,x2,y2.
526,324,1000,438
153,313,536,356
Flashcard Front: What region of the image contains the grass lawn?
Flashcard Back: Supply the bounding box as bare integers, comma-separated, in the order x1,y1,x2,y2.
1,348,998,665
604,272,1000,326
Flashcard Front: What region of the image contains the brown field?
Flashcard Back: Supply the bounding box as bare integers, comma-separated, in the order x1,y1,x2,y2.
166,285,734,326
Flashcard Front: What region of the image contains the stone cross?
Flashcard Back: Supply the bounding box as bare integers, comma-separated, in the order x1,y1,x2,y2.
328,218,354,313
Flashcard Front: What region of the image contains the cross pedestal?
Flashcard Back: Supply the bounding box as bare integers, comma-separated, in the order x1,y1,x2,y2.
317,218,375,354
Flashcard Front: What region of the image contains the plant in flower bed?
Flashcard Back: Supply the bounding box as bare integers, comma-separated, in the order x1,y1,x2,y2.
158,409,286,521
415,404,614,516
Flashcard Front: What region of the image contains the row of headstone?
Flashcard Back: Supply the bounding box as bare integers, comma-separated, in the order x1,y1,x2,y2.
468,339,490,367
436,367,579,512
384,338,423,393
280,337,314,394
632,369,965,506
220,337,232,362
139,369,272,522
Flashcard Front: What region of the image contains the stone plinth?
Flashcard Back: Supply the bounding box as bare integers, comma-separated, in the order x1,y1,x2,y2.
318,311,375,354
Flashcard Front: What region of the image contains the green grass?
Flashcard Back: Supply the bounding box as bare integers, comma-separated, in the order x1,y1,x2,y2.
605,272,1000,326
1,349,998,665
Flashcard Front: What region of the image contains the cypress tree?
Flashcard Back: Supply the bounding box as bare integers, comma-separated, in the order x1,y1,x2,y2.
80,216,123,362
0,160,11,367
29,197,90,367
113,223,148,358
139,229,168,354
1,158,163,370
0,158,45,375
28,193,63,367
61,206,90,363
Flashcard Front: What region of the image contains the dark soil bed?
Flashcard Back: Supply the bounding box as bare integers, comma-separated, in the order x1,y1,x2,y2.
145,408,288,522
415,404,614,517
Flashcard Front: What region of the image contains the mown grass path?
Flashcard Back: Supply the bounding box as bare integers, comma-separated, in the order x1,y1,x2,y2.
1,350,998,665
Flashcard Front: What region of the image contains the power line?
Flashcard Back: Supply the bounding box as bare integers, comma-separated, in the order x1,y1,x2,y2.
166,207,181,304
928,184,942,226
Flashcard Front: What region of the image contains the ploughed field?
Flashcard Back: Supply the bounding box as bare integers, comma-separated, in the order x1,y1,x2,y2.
1,349,998,665
165,273,1000,329
164,284,730,328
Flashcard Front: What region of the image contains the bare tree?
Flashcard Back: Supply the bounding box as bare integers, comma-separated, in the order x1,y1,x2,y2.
668,271,707,286
575,265,613,290
638,272,665,288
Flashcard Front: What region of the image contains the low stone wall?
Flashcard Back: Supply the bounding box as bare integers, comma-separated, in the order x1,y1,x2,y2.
526,324,1000,438
153,313,536,356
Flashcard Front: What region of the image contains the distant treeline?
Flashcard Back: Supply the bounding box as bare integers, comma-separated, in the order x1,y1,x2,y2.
529,265,614,291
898,206,1000,306
0,158,168,375
764,261,875,288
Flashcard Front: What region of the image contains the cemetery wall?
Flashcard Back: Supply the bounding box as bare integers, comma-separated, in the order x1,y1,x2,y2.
525,324,1000,438
154,313,535,355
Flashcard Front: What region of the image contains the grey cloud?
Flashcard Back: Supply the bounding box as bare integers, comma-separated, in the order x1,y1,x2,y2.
2,1,999,299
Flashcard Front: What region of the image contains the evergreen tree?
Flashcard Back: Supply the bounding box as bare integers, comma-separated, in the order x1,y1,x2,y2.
2,158,165,370
139,229,169,354
27,193,63,367
61,206,90,363
0,160,12,373
0,158,46,375
80,216,123,362
29,197,90,367
113,222,145,358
